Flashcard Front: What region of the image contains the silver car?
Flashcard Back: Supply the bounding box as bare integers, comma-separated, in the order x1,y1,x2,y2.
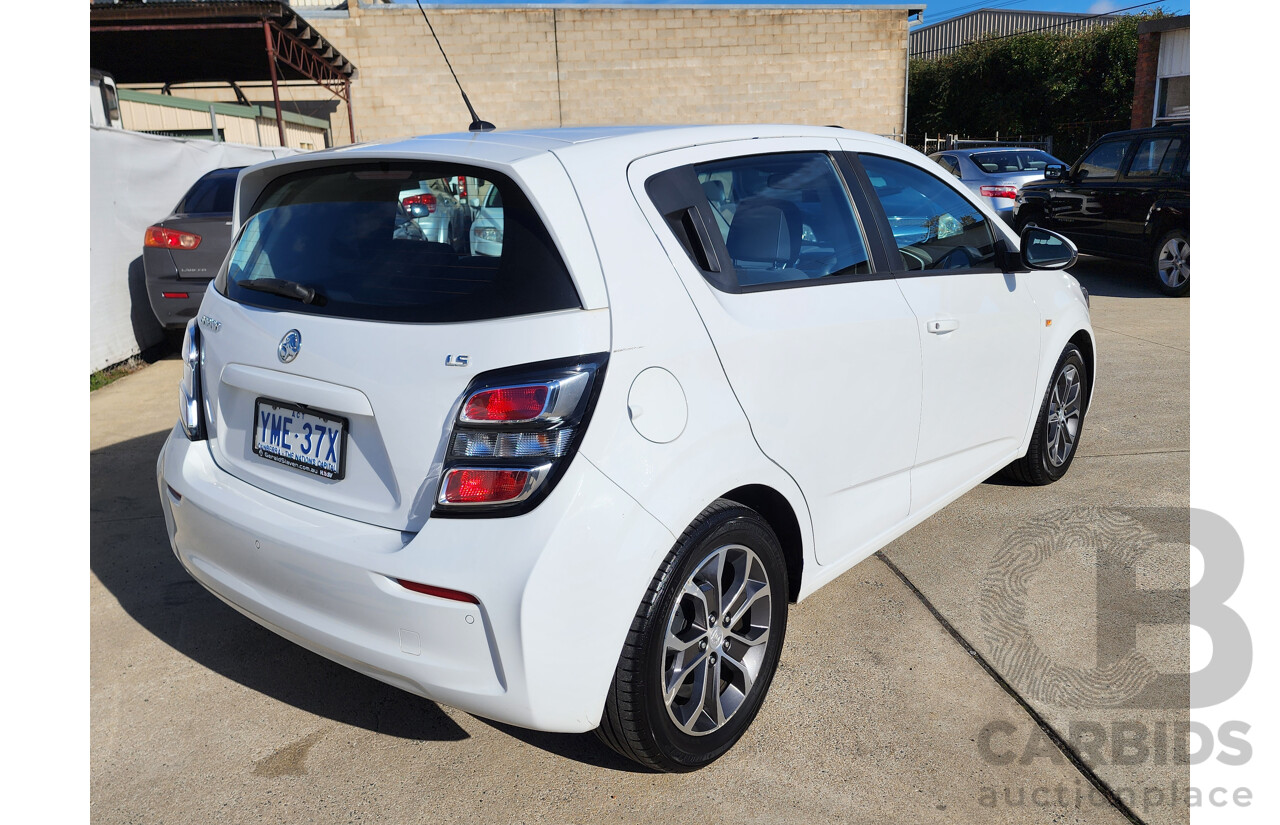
400,177,472,250
929,147,1066,224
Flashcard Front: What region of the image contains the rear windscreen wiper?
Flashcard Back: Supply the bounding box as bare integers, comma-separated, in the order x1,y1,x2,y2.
239,278,325,306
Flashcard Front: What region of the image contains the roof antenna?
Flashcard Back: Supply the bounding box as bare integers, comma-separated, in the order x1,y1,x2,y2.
414,0,495,133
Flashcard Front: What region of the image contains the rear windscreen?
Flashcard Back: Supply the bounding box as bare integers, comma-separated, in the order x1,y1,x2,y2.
178,170,240,215
967,150,1058,173
217,163,580,323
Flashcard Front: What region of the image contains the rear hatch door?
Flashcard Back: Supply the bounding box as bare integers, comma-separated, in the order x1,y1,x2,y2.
200,157,608,532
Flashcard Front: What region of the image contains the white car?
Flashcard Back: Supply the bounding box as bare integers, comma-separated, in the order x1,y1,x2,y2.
158,125,1092,771
469,183,504,257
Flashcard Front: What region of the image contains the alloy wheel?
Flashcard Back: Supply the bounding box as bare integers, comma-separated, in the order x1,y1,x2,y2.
662,543,773,736
1157,237,1189,289
1045,363,1083,467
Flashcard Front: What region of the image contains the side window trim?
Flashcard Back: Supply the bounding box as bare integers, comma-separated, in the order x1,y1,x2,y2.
845,151,1009,278
834,151,896,273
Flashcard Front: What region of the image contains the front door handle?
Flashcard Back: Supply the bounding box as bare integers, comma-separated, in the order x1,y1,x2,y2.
927,319,959,334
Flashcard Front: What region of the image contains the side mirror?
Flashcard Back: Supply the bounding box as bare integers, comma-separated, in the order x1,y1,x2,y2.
1021,226,1078,270
1044,164,1068,181
470,197,481,208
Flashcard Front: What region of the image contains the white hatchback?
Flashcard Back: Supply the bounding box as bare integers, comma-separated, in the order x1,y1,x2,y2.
158,125,1093,771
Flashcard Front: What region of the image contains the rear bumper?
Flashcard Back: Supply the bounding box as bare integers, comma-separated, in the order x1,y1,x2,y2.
983,198,1016,223
145,273,210,329
157,425,674,733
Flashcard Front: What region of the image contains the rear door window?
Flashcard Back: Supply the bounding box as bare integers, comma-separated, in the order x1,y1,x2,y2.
936,156,961,178
857,154,996,273
692,152,872,287
219,163,580,323
1126,136,1183,179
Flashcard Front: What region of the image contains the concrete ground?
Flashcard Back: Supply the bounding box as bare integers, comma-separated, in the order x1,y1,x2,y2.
91,257,1186,824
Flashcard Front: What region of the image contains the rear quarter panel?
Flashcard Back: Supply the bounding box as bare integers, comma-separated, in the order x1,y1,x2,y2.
554,138,817,592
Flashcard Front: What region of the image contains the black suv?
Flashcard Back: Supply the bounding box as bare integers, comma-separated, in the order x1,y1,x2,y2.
1015,123,1189,296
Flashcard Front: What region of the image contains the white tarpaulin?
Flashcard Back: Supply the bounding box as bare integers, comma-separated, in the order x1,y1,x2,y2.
89,127,296,372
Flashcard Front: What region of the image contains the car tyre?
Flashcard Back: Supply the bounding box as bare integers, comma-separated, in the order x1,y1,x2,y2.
1153,229,1189,297
1001,344,1088,486
595,499,788,772
1014,212,1040,235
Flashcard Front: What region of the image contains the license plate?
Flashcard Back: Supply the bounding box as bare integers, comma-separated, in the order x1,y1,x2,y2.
252,398,348,480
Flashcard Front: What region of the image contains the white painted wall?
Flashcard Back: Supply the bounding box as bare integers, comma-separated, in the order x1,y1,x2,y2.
89,127,297,372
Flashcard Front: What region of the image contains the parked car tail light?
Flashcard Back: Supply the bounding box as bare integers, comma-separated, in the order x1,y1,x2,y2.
434,355,608,516
145,226,203,250
179,319,206,441
402,193,437,213
980,185,1018,201
456,175,468,198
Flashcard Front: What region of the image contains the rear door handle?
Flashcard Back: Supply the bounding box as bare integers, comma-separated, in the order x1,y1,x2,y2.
927,319,959,334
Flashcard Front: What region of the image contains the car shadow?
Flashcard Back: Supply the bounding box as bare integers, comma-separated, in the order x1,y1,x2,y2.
471,718,654,773
91,428,467,742
1067,254,1172,298
127,255,169,354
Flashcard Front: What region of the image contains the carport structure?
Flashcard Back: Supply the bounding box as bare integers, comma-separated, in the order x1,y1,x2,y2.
90,0,358,145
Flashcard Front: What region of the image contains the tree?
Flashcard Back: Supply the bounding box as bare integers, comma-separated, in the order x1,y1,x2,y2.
909,11,1166,161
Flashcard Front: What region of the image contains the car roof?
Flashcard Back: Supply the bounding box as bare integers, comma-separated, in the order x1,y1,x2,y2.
1096,122,1189,142
310,124,902,165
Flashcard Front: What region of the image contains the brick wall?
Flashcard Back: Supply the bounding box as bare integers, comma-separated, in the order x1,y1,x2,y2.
1130,30,1160,130
308,5,909,144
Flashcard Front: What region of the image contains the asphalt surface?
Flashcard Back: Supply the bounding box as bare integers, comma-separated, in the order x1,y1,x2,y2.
90,256,1187,824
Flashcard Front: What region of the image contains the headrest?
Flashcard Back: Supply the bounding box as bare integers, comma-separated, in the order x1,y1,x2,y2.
726,199,802,264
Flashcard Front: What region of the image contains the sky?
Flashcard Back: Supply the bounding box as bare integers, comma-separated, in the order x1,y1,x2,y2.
394,0,1186,23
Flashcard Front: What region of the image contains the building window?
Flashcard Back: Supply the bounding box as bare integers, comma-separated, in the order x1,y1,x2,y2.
1155,75,1189,122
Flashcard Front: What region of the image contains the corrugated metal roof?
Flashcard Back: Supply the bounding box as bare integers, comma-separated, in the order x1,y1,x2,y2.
90,0,356,82
910,8,1120,61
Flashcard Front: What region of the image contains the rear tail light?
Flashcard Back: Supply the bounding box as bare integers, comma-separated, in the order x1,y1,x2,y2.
402,193,437,213
980,185,1018,200
462,385,549,422
456,175,468,198
434,355,607,515
145,226,202,250
179,319,206,440
440,467,539,505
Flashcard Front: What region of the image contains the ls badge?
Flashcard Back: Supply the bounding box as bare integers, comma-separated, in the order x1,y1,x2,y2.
445,354,470,367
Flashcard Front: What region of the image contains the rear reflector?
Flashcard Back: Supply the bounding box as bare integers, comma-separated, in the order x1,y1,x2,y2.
462,385,549,422
395,579,479,604
441,468,530,504
161,292,190,299
980,185,1018,200
145,226,202,250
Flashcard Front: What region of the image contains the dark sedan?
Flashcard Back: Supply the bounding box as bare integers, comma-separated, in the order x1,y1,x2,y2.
144,167,243,328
